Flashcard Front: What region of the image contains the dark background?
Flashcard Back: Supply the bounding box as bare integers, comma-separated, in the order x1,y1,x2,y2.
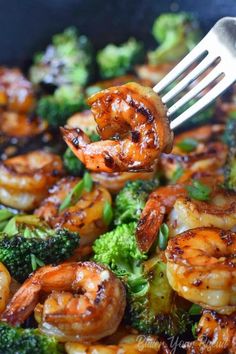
0,0,235,67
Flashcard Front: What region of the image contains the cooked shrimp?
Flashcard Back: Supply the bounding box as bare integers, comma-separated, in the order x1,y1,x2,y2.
0,111,47,138
167,188,236,237
0,151,64,210
0,262,11,314
91,171,155,193
35,177,112,246
136,179,236,251
67,110,97,136
1,262,126,342
161,125,227,183
0,67,35,113
186,310,236,354
166,227,236,315
62,82,173,172
136,184,187,252
65,335,167,354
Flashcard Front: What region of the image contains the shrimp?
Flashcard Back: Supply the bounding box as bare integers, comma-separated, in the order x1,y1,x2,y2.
0,67,35,113
186,310,236,354
160,125,227,183
0,111,47,138
91,171,155,193
1,262,126,342
136,180,236,252
35,177,112,246
0,151,64,211
0,262,11,314
167,188,236,237
165,227,236,315
62,82,173,172
65,334,169,354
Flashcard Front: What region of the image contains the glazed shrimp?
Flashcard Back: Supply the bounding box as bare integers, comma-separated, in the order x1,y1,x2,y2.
0,262,11,314
167,188,236,237
62,82,173,172
160,125,227,183
136,179,236,251
65,335,169,354
35,177,112,246
0,111,47,138
1,262,126,342
0,67,35,113
0,151,64,210
166,227,236,315
186,310,236,354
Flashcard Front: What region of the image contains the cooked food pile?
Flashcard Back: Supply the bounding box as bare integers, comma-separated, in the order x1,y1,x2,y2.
0,12,235,354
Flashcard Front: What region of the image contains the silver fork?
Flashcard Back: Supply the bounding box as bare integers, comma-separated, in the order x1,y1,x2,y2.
153,17,236,130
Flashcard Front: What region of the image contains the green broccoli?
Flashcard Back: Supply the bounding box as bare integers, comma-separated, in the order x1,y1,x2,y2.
223,113,236,191
148,13,201,64
93,223,146,279
0,215,79,282
0,322,62,354
93,224,191,336
128,256,192,336
114,179,158,225
36,85,87,127
63,147,85,176
29,27,93,88
97,38,144,79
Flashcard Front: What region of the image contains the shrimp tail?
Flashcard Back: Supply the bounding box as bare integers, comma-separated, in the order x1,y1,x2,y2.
1,277,41,325
136,199,165,252
60,127,91,165
136,185,186,252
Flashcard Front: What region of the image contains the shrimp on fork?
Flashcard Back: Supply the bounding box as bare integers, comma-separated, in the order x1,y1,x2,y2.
1,262,126,343
166,227,236,315
61,82,173,172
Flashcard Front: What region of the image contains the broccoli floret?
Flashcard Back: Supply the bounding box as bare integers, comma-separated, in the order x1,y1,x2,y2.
0,322,62,354
114,179,158,225
29,27,93,88
93,225,191,336
0,215,79,282
223,113,236,191
63,147,85,176
37,85,87,126
97,38,144,79
148,13,201,64
128,256,192,336
93,223,146,279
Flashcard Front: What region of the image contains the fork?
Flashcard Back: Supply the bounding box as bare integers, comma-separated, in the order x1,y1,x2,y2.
153,17,236,130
